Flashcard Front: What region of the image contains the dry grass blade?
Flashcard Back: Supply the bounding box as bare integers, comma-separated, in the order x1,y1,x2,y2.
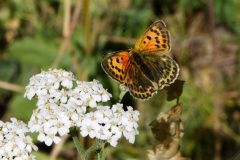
0,81,24,93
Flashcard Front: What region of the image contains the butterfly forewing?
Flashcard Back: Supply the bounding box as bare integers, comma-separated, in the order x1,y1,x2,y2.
134,20,171,53
101,51,130,84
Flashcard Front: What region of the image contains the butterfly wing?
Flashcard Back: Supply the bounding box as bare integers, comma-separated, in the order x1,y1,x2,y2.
126,62,157,99
101,51,131,84
132,53,179,89
134,20,171,53
102,20,179,100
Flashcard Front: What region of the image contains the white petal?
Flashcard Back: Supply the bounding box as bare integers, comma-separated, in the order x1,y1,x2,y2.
45,136,53,146
37,133,45,142
53,136,61,144
89,99,97,108
80,128,89,137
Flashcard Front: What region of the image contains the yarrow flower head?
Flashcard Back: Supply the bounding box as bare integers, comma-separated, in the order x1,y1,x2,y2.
80,103,139,147
25,68,139,147
0,118,38,160
24,68,75,101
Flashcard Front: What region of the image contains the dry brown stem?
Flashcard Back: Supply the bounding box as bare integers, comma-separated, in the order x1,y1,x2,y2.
52,0,82,68
0,81,24,93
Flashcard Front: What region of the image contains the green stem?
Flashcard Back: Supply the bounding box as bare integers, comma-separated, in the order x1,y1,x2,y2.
71,128,85,160
83,140,103,159
84,143,98,159
176,97,180,105
71,128,106,160
97,149,105,160
72,136,84,157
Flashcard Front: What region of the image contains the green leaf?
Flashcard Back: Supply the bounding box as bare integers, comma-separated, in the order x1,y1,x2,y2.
34,151,50,160
8,38,71,68
0,60,18,82
9,93,36,122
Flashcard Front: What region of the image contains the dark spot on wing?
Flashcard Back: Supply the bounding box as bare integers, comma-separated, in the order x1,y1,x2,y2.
114,66,121,73
165,70,169,75
161,44,167,48
139,94,144,99
160,81,165,85
120,75,123,80
147,36,151,40
149,87,154,92
116,58,120,63
154,30,158,34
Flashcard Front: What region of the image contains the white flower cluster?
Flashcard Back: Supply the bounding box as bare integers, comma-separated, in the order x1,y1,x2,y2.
0,118,38,160
25,69,139,147
80,103,139,147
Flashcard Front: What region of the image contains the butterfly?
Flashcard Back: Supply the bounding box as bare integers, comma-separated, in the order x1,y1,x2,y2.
101,20,179,99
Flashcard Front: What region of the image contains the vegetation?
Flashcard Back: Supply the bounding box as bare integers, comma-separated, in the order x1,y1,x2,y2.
0,0,240,159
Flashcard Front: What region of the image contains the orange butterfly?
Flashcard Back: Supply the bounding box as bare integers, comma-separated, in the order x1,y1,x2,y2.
101,20,179,99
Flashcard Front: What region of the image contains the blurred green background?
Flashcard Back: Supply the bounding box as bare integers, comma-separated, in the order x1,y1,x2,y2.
0,0,240,159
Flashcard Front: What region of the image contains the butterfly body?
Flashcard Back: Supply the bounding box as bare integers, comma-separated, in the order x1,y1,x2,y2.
102,20,179,99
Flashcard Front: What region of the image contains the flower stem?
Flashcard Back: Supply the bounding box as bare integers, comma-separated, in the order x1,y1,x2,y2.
97,149,105,160
71,128,85,160
72,136,85,158
84,139,103,159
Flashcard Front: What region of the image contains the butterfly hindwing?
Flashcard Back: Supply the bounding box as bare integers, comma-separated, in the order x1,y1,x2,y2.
126,62,157,99
133,53,179,89
134,20,171,53
101,51,130,84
